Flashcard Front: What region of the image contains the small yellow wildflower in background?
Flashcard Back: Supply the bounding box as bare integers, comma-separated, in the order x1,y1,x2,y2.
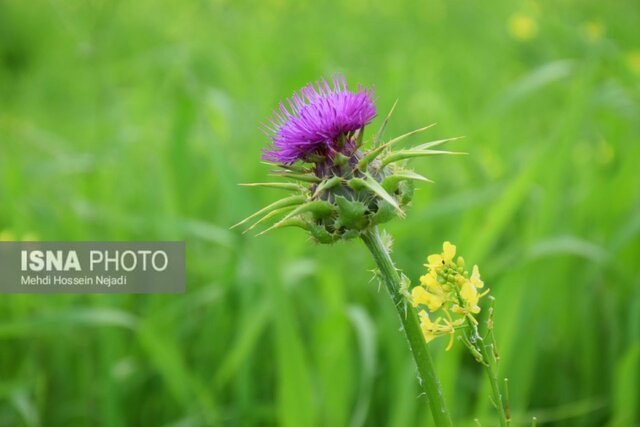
0,230,39,241
508,13,538,41
0,230,16,241
582,21,605,42
626,50,640,75
411,242,489,350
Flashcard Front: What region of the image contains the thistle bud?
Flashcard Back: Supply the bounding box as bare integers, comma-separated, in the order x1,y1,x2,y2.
234,74,464,243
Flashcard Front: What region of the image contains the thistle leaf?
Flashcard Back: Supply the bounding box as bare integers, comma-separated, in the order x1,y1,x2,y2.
242,206,297,234
382,170,433,192
279,200,334,223
239,182,302,191
312,176,342,198
385,123,437,147
230,195,306,229
349,174,404,217
259,200,334,236
380,149,467,168
357,144,388,170
411,136,464,151
372,100,398,148
358,123,436,170
256,218,309,236
262,162,311,174
270,172,322,183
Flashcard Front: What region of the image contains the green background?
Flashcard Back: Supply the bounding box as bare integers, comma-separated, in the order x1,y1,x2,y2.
1,0,639,426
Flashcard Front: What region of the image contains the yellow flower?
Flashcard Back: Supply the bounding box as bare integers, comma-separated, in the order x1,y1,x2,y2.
582,21,605,42
0,230,16,241
419,310,455,343
412,242,492,349
418,310,439,343
412,286,444,311
0,230,39,241
426,241,456,270
427,254,443,269
470,265,484,289
508,13,538,41
419,272,439,290
443,241,456,263
460,280,480,313
419,310,465,350
626,51,640,75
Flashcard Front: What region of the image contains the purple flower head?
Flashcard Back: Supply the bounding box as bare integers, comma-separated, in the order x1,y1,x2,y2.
262,75,376,164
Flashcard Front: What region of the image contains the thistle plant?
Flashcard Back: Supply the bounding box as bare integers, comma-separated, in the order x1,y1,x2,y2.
234,75,515,426
234,75,461,242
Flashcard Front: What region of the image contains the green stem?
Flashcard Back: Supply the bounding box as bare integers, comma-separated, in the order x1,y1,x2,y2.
361,228,454,427
481,342,509,427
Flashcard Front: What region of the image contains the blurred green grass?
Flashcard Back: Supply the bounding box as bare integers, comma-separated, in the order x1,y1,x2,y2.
1,0,639,426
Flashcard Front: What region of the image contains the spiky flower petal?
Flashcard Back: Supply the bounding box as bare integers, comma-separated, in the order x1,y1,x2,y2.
262,74,376,164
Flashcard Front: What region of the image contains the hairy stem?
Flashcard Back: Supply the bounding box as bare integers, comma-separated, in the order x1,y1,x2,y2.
361,227,454,427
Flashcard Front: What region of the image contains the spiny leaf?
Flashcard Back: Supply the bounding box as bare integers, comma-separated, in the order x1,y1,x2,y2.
259,200,334,236
239,182,302,191
358,144,388,171
380,149,467,168
411,136,464,151
312,176,342,198
256,218,309,236
385,123,437,147
349,174,404,217
230,195,306,229
382,170,433,192
278,200,334,224
372,100,398,148
269,172,321,183
261,162,311,174
242,206,297,234
358,123,436,170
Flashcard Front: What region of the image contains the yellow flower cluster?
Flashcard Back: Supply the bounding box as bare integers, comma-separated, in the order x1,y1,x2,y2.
411,242,489,350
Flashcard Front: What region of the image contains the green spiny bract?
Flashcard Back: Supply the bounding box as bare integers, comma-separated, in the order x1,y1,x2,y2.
233,103,464,243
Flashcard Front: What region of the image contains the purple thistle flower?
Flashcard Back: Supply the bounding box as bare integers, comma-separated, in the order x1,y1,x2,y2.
262,75,376,164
